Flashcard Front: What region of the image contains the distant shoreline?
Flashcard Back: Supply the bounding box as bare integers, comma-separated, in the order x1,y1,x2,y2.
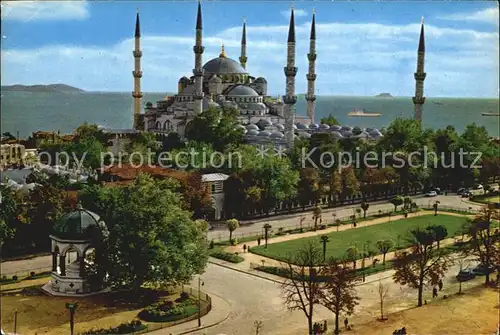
1,89,498,100
1,84,84,93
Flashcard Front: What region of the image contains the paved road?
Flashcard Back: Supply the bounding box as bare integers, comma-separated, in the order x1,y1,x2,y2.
1,195,479,275
177,257,482,335
207,194,480,241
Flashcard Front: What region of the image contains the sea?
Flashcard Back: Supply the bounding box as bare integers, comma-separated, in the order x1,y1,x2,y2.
1,91,499,139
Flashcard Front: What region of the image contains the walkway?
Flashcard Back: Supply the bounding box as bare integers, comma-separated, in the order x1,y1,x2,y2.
219,211,472,275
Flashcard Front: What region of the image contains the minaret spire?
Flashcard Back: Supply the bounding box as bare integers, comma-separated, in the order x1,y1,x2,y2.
193,0,205,114
283,4,297,148
412,17,426,122
305,9,317,123
239,17,247,69
132,9,143,130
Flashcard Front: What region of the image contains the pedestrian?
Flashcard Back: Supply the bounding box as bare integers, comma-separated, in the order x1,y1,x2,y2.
344,318,349,329
323,320,327,332
257,237,261,246
438,279,443,291
432,287,438,298
243,244,247,253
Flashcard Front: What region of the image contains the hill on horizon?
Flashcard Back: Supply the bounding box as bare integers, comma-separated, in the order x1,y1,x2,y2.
1,84,84,93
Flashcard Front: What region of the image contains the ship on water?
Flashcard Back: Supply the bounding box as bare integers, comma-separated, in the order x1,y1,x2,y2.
482,111,500,116
347,108,381,117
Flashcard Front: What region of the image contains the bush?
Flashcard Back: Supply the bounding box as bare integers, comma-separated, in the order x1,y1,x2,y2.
209,240,215,249
231,238,239,246
210,251,244,263
82,320,145,334
179,291,190,301
30,271,36,277
139,297,197,322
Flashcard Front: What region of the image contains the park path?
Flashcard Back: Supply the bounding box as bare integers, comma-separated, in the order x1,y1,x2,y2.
221,211,471,273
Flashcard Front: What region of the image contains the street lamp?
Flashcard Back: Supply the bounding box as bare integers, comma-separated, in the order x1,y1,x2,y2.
65,302,78,335
197,276,204,327
320,236,329,261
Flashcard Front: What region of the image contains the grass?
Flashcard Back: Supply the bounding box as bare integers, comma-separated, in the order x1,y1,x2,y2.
0,286,207,335
251,214,469,262
473,195,500,204
353,286,499,335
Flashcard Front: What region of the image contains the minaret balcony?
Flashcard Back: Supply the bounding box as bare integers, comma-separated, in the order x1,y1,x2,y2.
193,68,205,76
133,50,142,57
414,72,426,81
305,94,316,102
193,45,205,54
306,73,317,81
283,66,298,77
412,96,426,104
307,53,317,62
239,56,248,63
283,95,297,104
132,92,143,98
132,70,143,78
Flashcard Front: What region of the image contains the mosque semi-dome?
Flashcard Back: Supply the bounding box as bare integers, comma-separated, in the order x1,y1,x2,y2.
227,85,259,96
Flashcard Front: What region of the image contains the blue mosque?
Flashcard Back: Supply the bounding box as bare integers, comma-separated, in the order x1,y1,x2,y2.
130,2,427,147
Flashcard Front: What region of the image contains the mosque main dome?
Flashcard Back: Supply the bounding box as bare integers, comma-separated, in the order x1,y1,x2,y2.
202,45,247,75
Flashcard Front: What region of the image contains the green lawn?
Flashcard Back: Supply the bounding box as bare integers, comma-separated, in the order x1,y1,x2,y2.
251,214,469,262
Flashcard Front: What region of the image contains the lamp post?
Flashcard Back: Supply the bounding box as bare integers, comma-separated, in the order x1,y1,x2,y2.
65,302,78,335
320,236,329,262
197,276,204,327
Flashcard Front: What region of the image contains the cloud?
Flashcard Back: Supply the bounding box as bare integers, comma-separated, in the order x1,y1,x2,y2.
1,20,498,97
0,1,89,21
438,7,499,25
281,8,308,19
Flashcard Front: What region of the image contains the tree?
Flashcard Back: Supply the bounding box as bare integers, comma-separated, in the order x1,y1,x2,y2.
426,224,448,250
226,218,239,243
375,239,394,266
377,281,389,321
312,205,322,230
390,196,403,212
23,183,66,250
392,228,448,307
185,106,244,151
463,208,498,286
319,258,360,334
281,241,323,334
341,167,360,202
263,223,272,248
297,168,322,210
320,235,330,261
320,113,340,126
328,169,343,205
105,174,208,291
182,172,213,219
361,202,370,218
345,246,358,270
403,196,412,211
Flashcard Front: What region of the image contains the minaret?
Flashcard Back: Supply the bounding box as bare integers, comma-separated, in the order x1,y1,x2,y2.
239,17,247,69
412,17,426,122
305,8,317,124
132,10,143,130
193,0,204,114
283,4,297,148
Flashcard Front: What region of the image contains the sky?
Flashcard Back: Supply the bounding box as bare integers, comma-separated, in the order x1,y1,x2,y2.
1,1,499,97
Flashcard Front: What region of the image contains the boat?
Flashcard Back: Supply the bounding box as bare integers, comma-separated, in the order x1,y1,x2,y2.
482,112,500,116
347,108,381,117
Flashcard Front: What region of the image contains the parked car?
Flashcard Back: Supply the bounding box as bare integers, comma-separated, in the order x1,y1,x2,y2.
457,188,466,195
456,269,476,282
425,190,437,197
432,187,443,195
472,264,494,276
474,184,484,190
461,191,472,198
